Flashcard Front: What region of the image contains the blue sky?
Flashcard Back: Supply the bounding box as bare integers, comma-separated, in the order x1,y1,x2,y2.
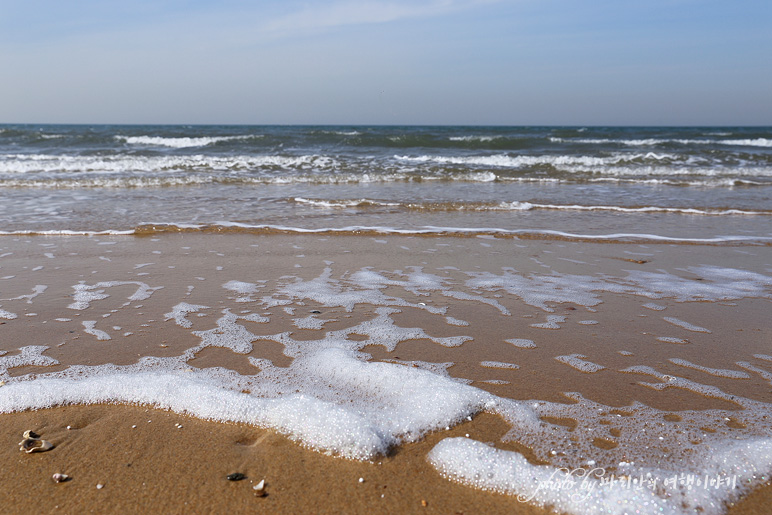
1,0,770,125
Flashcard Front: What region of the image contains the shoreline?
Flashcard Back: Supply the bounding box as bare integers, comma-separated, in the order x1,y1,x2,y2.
2,224,771,247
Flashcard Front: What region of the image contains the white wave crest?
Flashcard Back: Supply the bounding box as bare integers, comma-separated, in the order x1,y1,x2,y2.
448,135,503,142
720,138,772,147
395,153,682,169
115,135,259,148
0,153,337,174
549,137,772,148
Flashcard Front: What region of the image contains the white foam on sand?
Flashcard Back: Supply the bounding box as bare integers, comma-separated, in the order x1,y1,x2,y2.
223,280,265,303
664,317,712,333
0,348,494,461
480,361,520,370
82,321,112,341
505,338,536,348
164,302,209,328
735,362,772,383
3,285,48,303
276,267,446,314
555,354,605,373
465,265,772,313
0,307,18,319
188,309,268,355
669,358,751,379
428,436,772,515
2,260,772,513
445,316,469,326
531,315,566,329
621,366,740,402
657,336,690,344
68,281,162,310
0,346,59,378
292,315,327,330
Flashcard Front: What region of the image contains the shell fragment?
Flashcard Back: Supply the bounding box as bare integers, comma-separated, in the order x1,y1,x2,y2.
253,479,266,497
18,430,54,453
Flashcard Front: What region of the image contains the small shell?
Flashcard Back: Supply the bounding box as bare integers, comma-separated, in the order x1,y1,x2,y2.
19,438,54,453
253,479,266,497
52,473,70,483
23,430,41,439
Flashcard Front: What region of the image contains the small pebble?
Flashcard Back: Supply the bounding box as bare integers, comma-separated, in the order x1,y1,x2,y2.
96,484,104,490
226,473,246,481
358,477,364,483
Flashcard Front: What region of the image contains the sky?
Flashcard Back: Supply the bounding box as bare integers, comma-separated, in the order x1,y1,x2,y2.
1,0,770,125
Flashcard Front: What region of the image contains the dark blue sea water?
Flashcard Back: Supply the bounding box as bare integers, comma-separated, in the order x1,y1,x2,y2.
1,124,771,242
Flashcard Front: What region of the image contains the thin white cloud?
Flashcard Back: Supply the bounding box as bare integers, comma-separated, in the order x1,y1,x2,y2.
262,0,498,35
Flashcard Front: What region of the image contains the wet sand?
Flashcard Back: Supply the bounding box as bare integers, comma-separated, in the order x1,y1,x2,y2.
1,233,771,513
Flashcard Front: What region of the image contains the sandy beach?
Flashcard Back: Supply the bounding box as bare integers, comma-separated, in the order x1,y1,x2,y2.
2,405,771,514
1,233,771,514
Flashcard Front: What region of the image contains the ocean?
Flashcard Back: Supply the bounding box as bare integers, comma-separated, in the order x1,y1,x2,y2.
1,124,771,514
1,124,771,242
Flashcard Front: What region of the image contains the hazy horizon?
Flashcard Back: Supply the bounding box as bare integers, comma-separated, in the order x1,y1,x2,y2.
3,122,772,128
2,1,770,126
